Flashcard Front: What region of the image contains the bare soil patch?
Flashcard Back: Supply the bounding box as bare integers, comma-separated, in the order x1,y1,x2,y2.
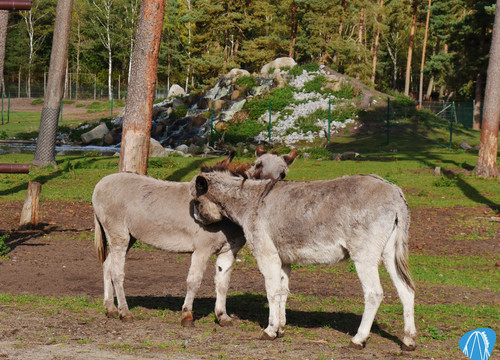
0,201,498,359
8,98,125,122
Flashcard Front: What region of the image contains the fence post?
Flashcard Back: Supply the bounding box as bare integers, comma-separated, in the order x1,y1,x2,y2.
268,101,272,142
327,98,331,142
449,100,454,149
386,97,390,145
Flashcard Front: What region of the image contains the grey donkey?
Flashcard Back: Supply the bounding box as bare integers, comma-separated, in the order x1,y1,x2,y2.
191,170,417,350
92,147,297,326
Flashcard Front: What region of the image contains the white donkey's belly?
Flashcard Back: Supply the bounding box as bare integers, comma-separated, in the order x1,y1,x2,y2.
277,240,348,265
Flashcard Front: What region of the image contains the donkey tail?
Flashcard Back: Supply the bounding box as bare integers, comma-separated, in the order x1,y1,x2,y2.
94,214,108,264
394,206,415,292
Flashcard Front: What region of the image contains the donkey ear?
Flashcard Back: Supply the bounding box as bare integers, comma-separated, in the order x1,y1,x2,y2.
255,145,267,158
282,148,298,166
195,176,209,196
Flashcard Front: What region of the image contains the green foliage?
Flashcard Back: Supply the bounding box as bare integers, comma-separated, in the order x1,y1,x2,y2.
0,234,10,257
235,76,258,90
31,98,44,105
303,146,334,160
332,84,355,100
303,76,325,94
244,86,295,120
288,63,320,76
217,120,266,144
0,131,7,140
172,105,188,119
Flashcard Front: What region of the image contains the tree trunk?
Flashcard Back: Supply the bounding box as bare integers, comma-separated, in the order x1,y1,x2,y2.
418,0,431,107
473,26,486,130
0,10,7,96
119,0,165,175
288,1,297,58
474,0,500,178
426,75,434,99
356,5,364,80
371,0,383,84
404,0,419,96
32,0,74,167
19,181,41,229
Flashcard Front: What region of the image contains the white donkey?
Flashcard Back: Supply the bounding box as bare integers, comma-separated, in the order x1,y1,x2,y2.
92,147,297,326
191,170,417,350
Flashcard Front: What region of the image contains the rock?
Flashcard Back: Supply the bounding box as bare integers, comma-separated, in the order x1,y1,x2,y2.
189,115,207,130
332,153,342,161
168,84,186,98
341,151,360,160
197,97,210,109
210,99,226,112
152,106,169,118
149,138,170,157
215,121,229,132
231,89,242,100
360,91,373,109
81,123,109,144
225,68,251,79
103,128,121,145
172,98,186,109
188,144,199,153
273,72,286,88
175,144,189,153
433,167,442,176
460,141,472,151
302,152,311,160
151,124,164,138
261,57,297,74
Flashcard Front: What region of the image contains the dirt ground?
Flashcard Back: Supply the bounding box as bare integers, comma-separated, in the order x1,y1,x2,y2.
0,200,498,359
8,98,125,122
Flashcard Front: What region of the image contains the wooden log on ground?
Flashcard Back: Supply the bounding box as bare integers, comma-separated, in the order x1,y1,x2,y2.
0,163,30,173
19,181,42,229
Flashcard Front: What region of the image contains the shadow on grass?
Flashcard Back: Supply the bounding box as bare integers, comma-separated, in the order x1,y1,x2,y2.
164,158,208,182
127,293,401,346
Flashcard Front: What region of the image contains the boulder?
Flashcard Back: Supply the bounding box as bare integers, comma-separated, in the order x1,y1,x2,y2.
149,138,170,157
215,121,229,132
273,72,286,88
261,57,297,74
210,99,226,112
103,128,121,145
175,144,189,153
168,84,186,98
341,151,360,160
225,68,251,79
231,89,242,100
81,123,109,144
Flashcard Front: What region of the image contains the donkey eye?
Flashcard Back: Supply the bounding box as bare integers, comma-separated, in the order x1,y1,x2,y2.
280,172,286,179
255,163,263,169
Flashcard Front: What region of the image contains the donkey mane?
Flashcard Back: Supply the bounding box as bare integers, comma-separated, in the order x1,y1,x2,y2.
200,151,251,178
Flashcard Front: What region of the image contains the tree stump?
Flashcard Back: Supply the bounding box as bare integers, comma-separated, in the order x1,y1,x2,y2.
19,181,42,229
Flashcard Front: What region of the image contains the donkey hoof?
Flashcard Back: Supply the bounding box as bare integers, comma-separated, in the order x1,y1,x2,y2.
120,313,134,322
349,340,365,350
218,318,233,327
260,332,277,341
401,343,417,351
106,310,120,319
181,315,195,328
277,329,285,338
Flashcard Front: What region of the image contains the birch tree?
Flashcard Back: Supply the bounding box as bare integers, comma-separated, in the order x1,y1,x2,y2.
89,0,114,100
0,10,7,96
20,0,50,98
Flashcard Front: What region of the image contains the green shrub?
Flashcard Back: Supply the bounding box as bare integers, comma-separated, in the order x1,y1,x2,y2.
289,63,320,76
0,130,7,140
31,98,44,105
332,84,355,99
235,75,258,90
216,119,266,144
304,146,334,160
303,76,325,93
172,105,188,119
244,86,295,121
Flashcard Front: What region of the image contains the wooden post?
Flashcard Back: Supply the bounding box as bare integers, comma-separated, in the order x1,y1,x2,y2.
19,181,41,228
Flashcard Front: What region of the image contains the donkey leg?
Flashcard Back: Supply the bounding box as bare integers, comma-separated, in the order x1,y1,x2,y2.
277,264,291,337
108,244,133,321
181,249,211,327
102,255,119,318
254,249,283,340
382,254,417,350
350,261,384,349
214,249,238,326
